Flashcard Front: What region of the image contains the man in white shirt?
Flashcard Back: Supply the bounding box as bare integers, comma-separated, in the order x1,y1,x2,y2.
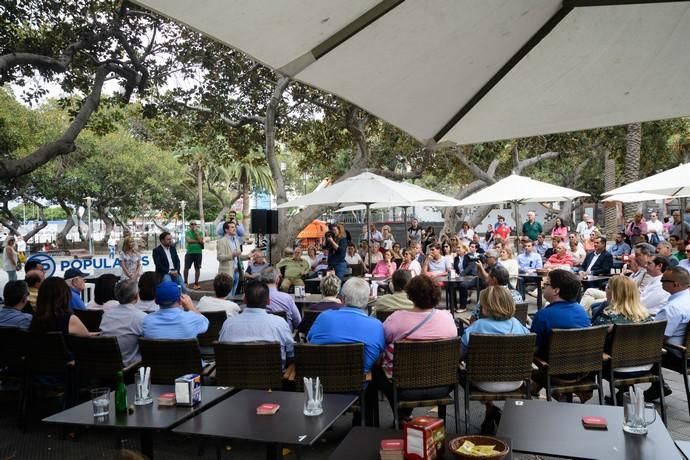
641,256,671,315
632,243,657,292
100,279,147,366
422,243,452,279
575,213,590,238
197,273,241,317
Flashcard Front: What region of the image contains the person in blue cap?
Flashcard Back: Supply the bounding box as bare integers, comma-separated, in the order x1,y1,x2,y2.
63,267,90,311
142,281,209,339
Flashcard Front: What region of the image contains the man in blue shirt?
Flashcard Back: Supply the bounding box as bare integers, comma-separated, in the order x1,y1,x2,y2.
608,232,631,261
308,277,385,373
218,280,294,369
531,269,590,358
517,240,543,272
64,268,89,311
142,281,209,339
0,280,33,330
645,267,690,402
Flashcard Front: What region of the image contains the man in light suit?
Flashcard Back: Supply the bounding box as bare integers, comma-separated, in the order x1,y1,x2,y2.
152,231,187,293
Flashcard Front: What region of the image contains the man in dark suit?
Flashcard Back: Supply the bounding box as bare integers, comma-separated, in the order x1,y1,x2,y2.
581,236,614,276
152,231,187,293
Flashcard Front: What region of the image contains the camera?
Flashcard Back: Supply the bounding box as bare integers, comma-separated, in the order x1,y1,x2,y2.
324,231,335,240
468,253,485,263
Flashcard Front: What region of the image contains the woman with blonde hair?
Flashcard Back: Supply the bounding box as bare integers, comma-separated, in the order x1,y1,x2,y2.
593,275,651,326
119,236,142,280
498,246,519,288
461,286,530,434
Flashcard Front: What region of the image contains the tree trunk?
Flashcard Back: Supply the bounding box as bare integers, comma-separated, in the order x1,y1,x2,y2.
197,167,205,228
604,150,618,239
56,200,76,246
100,208,115,241
241,173,250,234
623,123,642,221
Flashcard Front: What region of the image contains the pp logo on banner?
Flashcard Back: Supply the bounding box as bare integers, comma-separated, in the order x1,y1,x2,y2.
26,253,57,277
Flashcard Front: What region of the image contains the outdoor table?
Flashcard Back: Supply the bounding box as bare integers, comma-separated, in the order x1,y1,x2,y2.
580,274,612,289
496,399,679,460
328,426,510,460
42,384,233,459
172,388,357,460
443,276,478,311
518,273,544,309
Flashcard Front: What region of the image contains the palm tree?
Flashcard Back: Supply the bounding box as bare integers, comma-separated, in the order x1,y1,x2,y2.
175,146,213,228
222,150,275,230
623,123,642,221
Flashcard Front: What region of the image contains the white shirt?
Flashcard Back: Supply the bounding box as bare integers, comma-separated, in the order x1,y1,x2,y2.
575,221,588,236
196,296,241,317
679,259,690,274
86,299,119,311
630,268,653,292
407,260,422,277
163,245,174,270
16,240,26,252
640,275,670,315
647,219,664,238
133,299,159,312
586,252,601,273
345,253,364,265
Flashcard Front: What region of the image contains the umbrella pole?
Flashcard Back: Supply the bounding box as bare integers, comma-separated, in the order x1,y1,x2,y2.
513,201,521,242
683,196,688,243
403,206,408,247
366,204,372,274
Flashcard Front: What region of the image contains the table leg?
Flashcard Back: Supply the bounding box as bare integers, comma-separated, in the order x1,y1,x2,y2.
536,282,543,309
265,442,281,460
140,430,154,459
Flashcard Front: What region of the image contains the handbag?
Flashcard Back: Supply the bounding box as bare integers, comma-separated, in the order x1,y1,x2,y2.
382,309,437,378
16,262,22,271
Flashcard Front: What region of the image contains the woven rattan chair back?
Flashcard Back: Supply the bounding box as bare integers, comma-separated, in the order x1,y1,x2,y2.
514,302,528,326
213,342,283,390
26,332,72,374
608,321,667,369
683,321,690,351
300,310,322,336
68,335,125,383
546,326,608,375
393,337,461,389
0,327,27,370
375,310,395,323
466,333,536,382
197,311,227,348
72,309,103,333
295,343,365,393
139,338,202,384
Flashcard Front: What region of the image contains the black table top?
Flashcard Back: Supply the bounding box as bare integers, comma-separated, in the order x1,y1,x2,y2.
328,426,511,460
43,385,233,431
496,399,680,460
172,389,357,446
228,294,326,304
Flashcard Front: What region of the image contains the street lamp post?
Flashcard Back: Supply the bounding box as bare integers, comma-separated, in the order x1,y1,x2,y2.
180,200,186,250
85,196,94,256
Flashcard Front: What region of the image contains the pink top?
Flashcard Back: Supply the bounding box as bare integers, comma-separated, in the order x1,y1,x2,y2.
372,260,396,277
381,309,457,378
550,226,569,238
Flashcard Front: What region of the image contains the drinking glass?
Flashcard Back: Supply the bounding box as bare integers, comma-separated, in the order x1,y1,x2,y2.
91,388,110,418
303,382,323,416
134,371,153,406
623,392,656,435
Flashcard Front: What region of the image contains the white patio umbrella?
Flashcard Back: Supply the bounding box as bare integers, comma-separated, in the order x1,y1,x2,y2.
456,174,589,236
134,0,690,146
601,193,670,203
277,171,454,264
602,163,690,198
603,162,690,241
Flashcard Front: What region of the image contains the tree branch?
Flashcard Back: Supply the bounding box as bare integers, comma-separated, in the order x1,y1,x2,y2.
515,151,561,172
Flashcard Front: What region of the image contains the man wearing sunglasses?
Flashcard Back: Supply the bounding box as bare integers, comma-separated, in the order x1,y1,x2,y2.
678,244,690,273
645,267,690,402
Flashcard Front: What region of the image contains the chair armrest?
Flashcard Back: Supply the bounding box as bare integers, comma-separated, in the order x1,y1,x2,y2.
533,356,549,370
283,363,295,381
202,361,216,376
123,360,142,375
664,342,686,353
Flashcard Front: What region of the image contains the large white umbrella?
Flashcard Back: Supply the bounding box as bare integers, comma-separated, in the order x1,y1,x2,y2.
277,171,453,263
456,174,588,236
602,163,690,198
601,193,670,203
133,0,690,146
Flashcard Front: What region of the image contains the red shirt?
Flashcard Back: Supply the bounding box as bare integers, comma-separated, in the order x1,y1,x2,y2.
494,224,511,240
